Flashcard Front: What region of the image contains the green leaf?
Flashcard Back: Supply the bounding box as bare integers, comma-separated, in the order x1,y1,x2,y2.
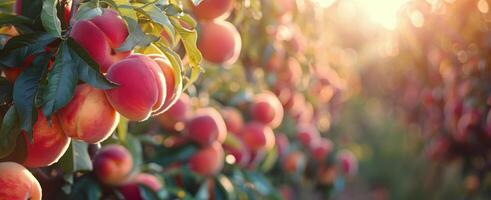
0,106,21,158
138,4,176,46
216,175,236,200
0,33,56,67
69,175,102,200
41,0,61,37
123,133,143,172
0,13,34,26
67,38,116,89
19,0,43,19
41,42,78,120
76,1,103,21
152,144,198,166
13,52,51,137
117,116,128,142
59,140,93,174
105,0,158,51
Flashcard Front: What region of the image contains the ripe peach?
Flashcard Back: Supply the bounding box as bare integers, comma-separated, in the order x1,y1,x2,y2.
189,142,224,176
250,92,284,128
22,111,70,168
197,21,241,65
240,121,275,151
70,9,130,73
282,151,305,173
0,162,42,200
119,173,162,200
220,107,244,134
296,123,320,148
94,144,133,186
310,138,333,162
223,133,251,167
149,54,179,114
185,108,227,146
105,55,167,121
190,0,234,20
57,84,119,143
156,94,190,131
337,150,358,176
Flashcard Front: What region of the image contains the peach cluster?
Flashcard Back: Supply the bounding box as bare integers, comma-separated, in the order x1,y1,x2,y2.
191,0,242,66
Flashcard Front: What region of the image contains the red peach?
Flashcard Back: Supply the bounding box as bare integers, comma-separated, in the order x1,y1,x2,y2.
22,111,70,168
156,94,191,131
119,173,162,200
250,92,284,128
197,21,241,65
57,84,119,143
282,151,305,173
190,0,235,20
94,144,133,186
0,162,42,200
105,55,167,121
296,123,320,148
240,121,275,151
220,107,244,134
189,142,224,176
149,54,179,114
185,108,227,146
70,9,130,73
223,133,251,167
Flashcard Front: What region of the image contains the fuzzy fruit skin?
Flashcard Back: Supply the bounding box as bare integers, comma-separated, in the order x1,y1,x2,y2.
157,94,190,131
197,21,241,65
94,144,133,186
149,54,178,114
0,162,42,200
240,122,275,152
220,107,244,134
296,123,320,148
22,112,70,168
119,173,162,200
310,138,333,162
283,151,305,173
189,142,224,176
57,84,119,143
250,92,284,128
185,108,227,146
70,9,130,73
190,0,234,20
105,55,166,121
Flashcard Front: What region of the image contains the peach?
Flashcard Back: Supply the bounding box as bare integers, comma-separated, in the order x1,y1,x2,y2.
239,121,275,151
94,144,133,186
105,55,167,121
119,173,162,200
57,84,120,143
296,123,320,148
185,108,227,146
223,133,250,167
197,21,241,65
277,57,302,85
310,138,333,162
156,94,190,131
0,162,41,200
282,151,305,173
250,92,284,128
190,0,235,20
149,54,179,114
22,111,70,168
220,107,244,134
337,150,358,176
70,9,130,73
189,142,224,176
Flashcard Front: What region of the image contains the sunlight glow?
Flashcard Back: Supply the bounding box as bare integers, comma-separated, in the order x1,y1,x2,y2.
312,0,410,30
356,0,410,30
